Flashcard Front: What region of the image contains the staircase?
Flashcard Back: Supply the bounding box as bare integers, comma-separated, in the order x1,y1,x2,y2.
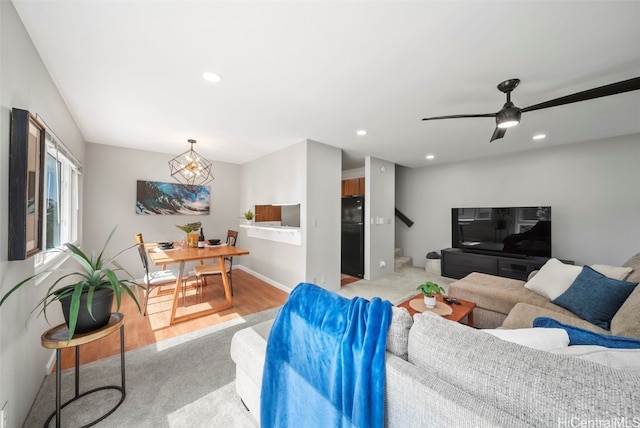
394,247,413,271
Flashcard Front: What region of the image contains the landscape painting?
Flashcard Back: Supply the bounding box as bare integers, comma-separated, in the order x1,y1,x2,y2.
136,180,210,215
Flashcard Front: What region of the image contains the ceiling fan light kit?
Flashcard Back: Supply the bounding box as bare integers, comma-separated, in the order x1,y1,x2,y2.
422,76,640,142
496,103,521,129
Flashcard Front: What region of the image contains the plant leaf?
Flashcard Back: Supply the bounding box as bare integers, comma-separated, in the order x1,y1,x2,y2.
67,284,85,341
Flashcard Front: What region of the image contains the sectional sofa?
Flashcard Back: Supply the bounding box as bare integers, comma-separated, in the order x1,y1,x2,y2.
448,252,640,337
230,252,640,426
231,307,640,426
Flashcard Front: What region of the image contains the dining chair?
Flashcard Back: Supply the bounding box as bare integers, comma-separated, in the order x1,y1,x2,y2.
194,230,239,300
135,233,188,316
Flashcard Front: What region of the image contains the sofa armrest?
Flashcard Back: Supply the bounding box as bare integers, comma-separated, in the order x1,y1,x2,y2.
502,302,610,334
230,319,274,419
409,312,639,423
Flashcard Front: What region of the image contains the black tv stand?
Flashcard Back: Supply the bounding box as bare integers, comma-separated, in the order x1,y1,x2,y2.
461,247,528,259
441,248,549,281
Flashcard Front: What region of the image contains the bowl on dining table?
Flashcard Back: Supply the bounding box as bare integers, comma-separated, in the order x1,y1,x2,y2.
208,239,221,245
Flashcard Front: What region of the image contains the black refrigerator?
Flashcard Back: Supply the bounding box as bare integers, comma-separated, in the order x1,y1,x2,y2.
341,196,364,278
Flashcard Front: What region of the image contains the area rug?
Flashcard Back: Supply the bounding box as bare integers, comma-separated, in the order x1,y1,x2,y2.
167,382,257,428
23,308,278,427
337,266,454,305
24,268,452,427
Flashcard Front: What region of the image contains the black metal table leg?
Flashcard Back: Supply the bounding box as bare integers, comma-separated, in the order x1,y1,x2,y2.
42,314,126,428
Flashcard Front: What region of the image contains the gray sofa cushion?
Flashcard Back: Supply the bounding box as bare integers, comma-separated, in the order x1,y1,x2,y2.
622,251,640,283
386,306,413,360
448,272,553,315
408,312,640,423
604,252,640,337
502,302,610,334
611,284,640,338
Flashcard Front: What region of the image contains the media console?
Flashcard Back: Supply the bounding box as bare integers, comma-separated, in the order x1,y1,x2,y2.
441,248,549,281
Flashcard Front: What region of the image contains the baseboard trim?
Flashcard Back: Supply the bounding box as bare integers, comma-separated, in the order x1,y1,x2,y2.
45,350,56,375
235,265,292,294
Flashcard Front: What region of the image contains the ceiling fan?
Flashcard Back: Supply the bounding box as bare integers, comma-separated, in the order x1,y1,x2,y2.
422,76,640,142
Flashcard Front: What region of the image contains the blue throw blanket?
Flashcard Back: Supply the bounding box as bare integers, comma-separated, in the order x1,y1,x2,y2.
261,283,392,428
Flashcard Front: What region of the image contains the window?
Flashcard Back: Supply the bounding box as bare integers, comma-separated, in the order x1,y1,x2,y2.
35,121,82,269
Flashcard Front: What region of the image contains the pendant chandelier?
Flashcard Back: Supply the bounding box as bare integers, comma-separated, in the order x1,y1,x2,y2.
168,139,214,187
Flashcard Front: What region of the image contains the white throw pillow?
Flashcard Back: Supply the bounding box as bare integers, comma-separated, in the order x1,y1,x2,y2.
524,258,583,300
482,328,569,351
590,264,634,281
549,345,640,373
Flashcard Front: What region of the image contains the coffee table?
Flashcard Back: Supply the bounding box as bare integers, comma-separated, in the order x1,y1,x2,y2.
397,295,476,327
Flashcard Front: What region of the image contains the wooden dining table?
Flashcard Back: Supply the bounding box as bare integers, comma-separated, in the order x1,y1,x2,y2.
146,243,249,324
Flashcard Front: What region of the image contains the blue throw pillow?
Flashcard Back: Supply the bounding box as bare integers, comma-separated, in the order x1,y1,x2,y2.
551,266,637,330
533,317,640,349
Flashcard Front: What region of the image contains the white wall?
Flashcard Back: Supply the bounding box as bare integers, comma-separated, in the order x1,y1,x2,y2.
239,141,307,289
239,140,342,291
306,141,342,291
342,167,365,180
396,135,640,267
83,143,241,278
0,2,87,426
365,157,395,279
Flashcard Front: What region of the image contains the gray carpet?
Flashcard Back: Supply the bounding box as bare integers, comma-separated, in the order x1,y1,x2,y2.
337,266,454,304
24,308,279,427
24,267,452,427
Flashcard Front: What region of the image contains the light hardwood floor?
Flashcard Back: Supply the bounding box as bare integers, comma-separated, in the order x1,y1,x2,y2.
56,270,288,371
341,274,361,286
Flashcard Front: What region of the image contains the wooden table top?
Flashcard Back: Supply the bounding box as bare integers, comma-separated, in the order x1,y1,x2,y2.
397,295,475,325
146,243,249,265
41,313,124,349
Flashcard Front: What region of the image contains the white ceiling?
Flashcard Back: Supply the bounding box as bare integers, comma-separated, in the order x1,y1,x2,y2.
12,0,640,169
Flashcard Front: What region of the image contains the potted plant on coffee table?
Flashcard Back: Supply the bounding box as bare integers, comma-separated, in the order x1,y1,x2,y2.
417,281,445,309
0,227,141,341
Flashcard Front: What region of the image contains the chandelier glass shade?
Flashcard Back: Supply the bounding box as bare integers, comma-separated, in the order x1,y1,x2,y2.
168,139,214,187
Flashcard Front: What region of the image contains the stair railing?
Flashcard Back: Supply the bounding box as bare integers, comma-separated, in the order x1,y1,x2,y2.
395,208,414,228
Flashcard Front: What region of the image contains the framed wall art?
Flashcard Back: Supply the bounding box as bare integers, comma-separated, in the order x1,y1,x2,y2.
136,180,210,215
8,108,45,260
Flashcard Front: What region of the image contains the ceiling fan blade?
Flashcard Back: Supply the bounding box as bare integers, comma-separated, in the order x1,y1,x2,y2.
490,127,506,142
422,113,496,121
521,76,640,113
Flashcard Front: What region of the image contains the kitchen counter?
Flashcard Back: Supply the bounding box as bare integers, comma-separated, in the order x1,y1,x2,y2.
240,224,301,245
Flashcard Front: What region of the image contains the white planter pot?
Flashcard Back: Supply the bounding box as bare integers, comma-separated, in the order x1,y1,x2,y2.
424,295,437,308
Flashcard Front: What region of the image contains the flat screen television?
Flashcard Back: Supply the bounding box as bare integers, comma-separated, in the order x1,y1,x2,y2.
451,206,551,258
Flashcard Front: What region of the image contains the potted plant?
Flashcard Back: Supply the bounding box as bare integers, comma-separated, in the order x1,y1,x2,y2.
417,281,445,308
176,221,202,247
0,227,141,341
241,209,254,224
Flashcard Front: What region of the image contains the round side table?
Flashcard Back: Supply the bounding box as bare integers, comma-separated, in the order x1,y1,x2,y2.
41,313,126,428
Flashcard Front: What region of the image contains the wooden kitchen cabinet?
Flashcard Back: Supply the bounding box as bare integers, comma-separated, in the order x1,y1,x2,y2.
255,204,281,222
341,178,365,196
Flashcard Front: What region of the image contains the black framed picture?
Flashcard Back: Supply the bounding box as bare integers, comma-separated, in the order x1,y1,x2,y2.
9,108,45,260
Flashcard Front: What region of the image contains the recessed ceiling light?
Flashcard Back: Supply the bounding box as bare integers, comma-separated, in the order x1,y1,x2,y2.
203,72,222,83
356,129,367,136
533,134,546,140
426,154,435,160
